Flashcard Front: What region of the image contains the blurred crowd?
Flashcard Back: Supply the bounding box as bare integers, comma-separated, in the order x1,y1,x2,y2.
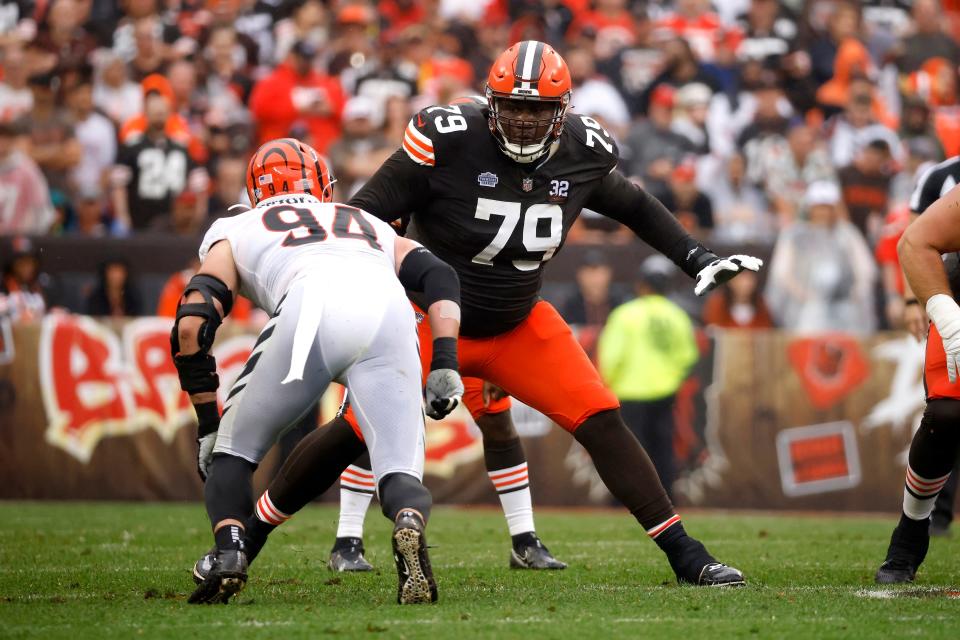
2,0,960,336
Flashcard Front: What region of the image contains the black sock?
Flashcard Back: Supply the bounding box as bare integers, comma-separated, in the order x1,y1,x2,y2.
379,472,432,522
242,516,276,563
214,524,244,551
897,512,930,537
654,522,714,579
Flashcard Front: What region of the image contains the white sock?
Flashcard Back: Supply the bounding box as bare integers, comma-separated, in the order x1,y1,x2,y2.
902,466,951,521
489,463,535,536
337,465,375,539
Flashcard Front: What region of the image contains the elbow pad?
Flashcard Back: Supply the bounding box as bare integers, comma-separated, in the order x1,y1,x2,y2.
170,274,233,356
398,247,461,309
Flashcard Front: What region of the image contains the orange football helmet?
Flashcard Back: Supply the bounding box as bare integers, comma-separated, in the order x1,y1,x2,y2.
246,138,334,204
485,41,572,163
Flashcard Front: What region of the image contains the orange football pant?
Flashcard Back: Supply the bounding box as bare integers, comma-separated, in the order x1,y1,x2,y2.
926,323,960,399
344,300,619,436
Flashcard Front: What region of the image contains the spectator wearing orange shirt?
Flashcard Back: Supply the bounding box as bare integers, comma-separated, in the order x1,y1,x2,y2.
248,40,345,154
119,74,206,163
567,0,638,47
653,0,741,64
378,0,425,43
906,58,960,157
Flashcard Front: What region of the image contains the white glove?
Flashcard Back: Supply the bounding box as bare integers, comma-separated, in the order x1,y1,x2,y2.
197,432,217,481
694,254,764,296
926,294,960,383
424,369,464,420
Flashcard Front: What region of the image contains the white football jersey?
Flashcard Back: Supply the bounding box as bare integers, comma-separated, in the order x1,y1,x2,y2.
199,194,400,314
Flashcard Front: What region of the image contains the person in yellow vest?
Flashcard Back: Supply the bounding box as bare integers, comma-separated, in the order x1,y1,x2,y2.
598,255,699,498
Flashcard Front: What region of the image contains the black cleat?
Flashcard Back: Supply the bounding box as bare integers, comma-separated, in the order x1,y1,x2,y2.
392,510,437,604
509,532,567,570
876,519,930,584
670,537,745,586
192,546,216,584
188,548,248,604
691,562,745,586
328,537,374,572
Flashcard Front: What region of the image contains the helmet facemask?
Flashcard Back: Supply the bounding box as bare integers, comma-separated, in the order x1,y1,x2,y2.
487,88,570,164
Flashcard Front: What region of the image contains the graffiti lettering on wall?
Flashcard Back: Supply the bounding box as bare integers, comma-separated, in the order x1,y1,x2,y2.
35,315,491,474
39,315,255,463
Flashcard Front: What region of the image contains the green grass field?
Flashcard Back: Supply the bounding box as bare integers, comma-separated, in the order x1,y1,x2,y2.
0,503,958,639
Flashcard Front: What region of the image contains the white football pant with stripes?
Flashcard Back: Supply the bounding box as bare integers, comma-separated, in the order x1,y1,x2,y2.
213,272,425,484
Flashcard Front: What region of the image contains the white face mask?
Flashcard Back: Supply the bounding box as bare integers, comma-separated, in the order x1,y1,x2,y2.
487,91,568,164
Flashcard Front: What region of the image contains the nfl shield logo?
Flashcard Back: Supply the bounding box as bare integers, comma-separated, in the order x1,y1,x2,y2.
522,177,534,192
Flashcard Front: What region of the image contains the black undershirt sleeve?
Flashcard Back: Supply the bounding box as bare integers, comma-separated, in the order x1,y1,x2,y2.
911,167,944,214
346,149,431,223
585,169,718,278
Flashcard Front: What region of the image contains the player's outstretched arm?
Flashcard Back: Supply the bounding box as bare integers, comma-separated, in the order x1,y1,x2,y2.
586,170,762,296
394,236,464,419
170,240,240,479
899,185,960,381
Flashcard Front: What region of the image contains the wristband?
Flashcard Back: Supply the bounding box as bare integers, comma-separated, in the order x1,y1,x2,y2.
926,294,960,337
680,243,719,279
195,401,220,437
430,337,459,371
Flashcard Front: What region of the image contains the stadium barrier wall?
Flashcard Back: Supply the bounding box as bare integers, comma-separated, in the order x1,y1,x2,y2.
0,316,920,511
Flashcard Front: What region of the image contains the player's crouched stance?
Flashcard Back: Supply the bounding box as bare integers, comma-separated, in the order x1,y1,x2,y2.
172,138,463,604
876,184,960,584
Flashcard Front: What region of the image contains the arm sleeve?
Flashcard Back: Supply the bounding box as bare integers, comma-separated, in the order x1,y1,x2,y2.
346,148,432,223
585,169,718,278
397,246,460,307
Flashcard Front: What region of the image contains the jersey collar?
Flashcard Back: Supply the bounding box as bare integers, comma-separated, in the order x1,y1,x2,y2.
255,193,324,208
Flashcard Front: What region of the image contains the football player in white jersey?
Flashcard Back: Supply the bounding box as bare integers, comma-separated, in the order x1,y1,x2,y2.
171,138,464,604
